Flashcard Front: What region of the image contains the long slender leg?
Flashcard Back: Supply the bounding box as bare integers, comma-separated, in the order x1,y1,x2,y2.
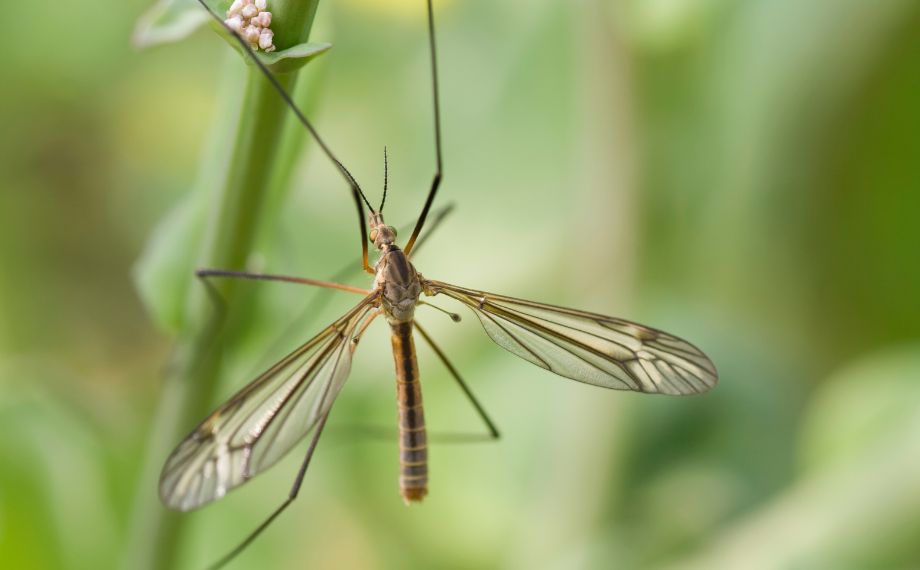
193,269,369,347
205,412,332,570
404,0,444,256
406,202,454,260
196,269,371,295
194,269,371,395
415,322,500,441
192,0,373,274
350,309,383,352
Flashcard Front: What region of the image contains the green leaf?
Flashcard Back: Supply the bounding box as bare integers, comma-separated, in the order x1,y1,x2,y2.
256,41,332,73
133,0,209,49
132,189,208,333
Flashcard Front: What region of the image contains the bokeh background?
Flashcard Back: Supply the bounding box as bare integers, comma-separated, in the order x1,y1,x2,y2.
2,0,920,568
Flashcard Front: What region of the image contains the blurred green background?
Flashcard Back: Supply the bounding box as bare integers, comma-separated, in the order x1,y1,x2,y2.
2,0,920,568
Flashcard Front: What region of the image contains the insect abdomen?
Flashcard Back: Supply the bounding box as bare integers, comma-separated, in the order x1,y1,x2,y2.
390,321,428,503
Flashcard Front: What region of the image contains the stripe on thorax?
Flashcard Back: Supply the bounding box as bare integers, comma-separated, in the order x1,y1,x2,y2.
390,321,428,503
386,247,412,283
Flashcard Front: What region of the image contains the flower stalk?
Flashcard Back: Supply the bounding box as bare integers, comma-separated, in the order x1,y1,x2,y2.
122,2,322,569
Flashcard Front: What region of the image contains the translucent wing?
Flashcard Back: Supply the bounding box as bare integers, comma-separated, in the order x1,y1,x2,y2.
159,294,379,512
424,281,716,395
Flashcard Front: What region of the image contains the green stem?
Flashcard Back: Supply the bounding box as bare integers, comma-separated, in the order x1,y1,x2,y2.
121,2,321,569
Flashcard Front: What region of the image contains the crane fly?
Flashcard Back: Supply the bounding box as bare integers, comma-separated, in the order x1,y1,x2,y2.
161,0,718,567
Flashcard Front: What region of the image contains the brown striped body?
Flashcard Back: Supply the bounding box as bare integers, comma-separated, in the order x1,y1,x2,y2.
390,321,428,503
369,214,427,503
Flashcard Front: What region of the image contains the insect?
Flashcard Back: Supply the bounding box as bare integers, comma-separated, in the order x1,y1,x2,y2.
161,0,718,566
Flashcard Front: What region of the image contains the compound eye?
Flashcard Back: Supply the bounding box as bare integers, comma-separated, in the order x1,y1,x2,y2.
369,228,378,242
388,226,397,237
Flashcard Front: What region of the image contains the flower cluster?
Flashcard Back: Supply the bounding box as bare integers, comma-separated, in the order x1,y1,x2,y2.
224,0,276,53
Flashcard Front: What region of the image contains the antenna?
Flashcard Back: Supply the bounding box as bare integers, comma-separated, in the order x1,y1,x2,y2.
192,0,376,270
380,146,389,213
403,0,443,255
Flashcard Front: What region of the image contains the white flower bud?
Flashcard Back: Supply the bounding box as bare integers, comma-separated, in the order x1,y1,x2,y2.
255,11,272,28
255,0,267,10
241,4,258,19
259,28,274,51
227,0,244,16
224,15,243,33
244,25,260,45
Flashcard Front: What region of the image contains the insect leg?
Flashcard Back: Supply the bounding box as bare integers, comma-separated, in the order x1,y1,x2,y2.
192,0,374,274
404,0,444,256
205,411,332,570
414,322,500,442
351,309,383,351
196,269,371,295
406,202,455,260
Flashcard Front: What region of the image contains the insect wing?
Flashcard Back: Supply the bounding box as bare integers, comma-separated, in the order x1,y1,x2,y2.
425,281,716,395
159,295,379,512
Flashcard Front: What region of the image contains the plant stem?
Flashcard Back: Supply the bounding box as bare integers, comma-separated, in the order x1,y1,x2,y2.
121,2,321,569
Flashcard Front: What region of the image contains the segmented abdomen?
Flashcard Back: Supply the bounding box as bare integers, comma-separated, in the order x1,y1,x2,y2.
390,321,427,503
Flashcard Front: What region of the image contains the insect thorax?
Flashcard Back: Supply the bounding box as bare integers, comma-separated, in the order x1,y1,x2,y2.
374,246,422,323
